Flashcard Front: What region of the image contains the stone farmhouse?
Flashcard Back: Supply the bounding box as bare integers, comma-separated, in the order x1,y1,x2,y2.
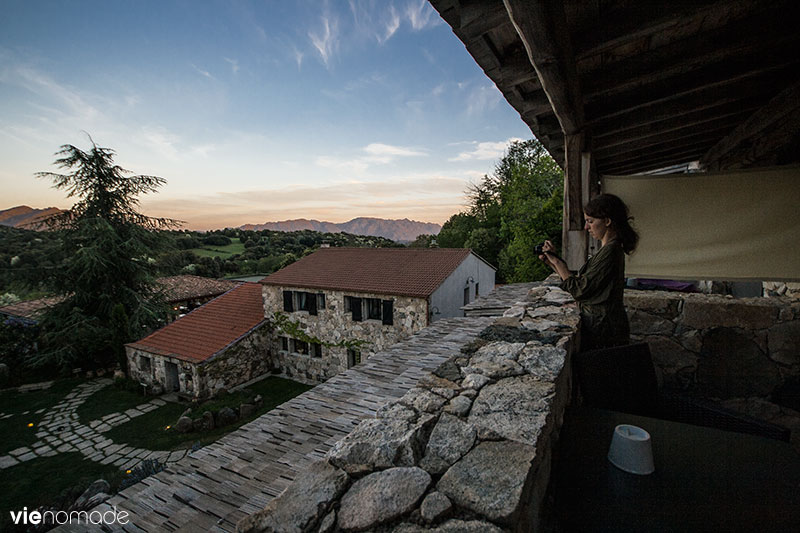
125,282,269,399
261,247,495,383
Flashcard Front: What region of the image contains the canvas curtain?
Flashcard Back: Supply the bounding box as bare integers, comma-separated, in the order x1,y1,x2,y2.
602,166,800,282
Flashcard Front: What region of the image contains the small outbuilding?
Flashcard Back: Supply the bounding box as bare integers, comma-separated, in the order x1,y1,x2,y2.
125,282,269,398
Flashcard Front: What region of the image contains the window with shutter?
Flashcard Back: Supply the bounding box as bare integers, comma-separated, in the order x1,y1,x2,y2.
382,300,394,325
283,291,293,312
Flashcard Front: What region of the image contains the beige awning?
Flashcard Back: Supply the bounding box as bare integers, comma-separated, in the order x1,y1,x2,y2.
604,166,800,282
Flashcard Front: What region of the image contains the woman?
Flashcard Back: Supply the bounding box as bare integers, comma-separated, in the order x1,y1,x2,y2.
539,194,639,350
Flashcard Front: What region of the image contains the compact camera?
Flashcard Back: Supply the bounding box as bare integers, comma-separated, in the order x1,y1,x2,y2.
534,242,546,255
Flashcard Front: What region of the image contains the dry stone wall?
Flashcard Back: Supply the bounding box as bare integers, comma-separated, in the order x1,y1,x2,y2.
627,290,800,447
263,285,428,383
238,285,579,533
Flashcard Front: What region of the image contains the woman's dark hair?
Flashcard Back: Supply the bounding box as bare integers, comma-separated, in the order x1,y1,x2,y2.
584,193,639,254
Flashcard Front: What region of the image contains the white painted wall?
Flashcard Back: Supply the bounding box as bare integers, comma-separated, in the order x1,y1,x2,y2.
429,252,496,322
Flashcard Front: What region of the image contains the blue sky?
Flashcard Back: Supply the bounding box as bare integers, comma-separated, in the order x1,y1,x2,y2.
0,0,531,229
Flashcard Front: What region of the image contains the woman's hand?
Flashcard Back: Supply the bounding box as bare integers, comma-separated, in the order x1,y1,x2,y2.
539,240,571,280
539,240,558,268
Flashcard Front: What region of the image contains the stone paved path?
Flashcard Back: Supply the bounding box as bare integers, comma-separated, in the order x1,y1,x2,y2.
0,379,189,472
55,316,494,532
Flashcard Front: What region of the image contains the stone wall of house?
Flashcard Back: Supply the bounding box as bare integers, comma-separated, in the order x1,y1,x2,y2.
125,322,272,399
263,285,429,383
627,290,800,444
238,285,580,533
126,347,197,396
193,322,273,399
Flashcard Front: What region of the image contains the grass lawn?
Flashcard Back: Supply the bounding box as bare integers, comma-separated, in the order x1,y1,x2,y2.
189,237,245,259
104,376,313,451
0,452,124,532
76,385,149,426
0,378,84,455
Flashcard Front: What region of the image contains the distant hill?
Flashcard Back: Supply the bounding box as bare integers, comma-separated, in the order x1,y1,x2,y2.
0,206,64,229
240,217,442,242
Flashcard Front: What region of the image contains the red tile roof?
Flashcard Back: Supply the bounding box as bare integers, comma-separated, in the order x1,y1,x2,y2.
0,276,240,321
261,248,478,298
126,282,265,363
156,275,240,303
0,296,62,320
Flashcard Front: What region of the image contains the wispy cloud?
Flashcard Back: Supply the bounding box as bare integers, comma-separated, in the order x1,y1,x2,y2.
466,84,503,116
379,6,401,44
223,57,240,74
317,143,428,173
363,143,427,157
449,138,523,162
406,0,440,30
191,63,216,80
309,13,339,68
292,46,304,69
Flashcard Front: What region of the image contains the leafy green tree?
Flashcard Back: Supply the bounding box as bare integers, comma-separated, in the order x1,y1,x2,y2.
408,234,438,248
34,138,179,371
437,139,563,282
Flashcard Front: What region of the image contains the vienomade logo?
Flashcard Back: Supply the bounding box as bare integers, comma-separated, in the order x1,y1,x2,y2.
9,506,130,527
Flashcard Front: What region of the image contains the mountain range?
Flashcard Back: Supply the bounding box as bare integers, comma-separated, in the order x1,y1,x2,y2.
1,206,442,242
240,217,441,242
0,206,64,229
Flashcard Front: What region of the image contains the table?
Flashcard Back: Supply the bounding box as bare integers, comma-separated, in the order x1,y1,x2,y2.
552,406,800,532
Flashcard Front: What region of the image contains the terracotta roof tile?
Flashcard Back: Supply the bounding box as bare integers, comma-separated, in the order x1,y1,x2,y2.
156,275,240,303
261,248,476,298
126,282,265,363
0,297,62,320
0,276,240,321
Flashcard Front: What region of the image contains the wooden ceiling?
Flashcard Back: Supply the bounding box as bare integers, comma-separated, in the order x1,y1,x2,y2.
429,0,800,175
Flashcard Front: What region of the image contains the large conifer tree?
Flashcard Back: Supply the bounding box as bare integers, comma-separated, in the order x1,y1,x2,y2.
35,137,179,371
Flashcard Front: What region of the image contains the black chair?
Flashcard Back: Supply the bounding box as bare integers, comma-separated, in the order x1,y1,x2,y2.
573,342,791,442
573,342,660,417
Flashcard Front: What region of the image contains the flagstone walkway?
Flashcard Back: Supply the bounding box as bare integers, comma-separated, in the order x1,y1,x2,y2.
0,379,189,472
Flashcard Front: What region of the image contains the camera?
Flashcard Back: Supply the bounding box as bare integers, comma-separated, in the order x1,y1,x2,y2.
534,242,546,255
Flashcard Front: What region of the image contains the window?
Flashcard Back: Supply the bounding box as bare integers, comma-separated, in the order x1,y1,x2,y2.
139,355,152,374
475,283,479,297
464,286,470,305
367,298,382,320
311,342,322,358
294,340,309,355
284,290,322,315
382,300,394,325
347,348,361,368
280,336,289,351
345,296,363,322
283,291,293,312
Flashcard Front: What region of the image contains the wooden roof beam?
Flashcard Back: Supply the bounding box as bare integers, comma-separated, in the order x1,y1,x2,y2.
584,57,799,124
503,0,584,135
594,122,740,159
592,104,759,148
573,0,774,60
602,148,708,176
700,81,800,171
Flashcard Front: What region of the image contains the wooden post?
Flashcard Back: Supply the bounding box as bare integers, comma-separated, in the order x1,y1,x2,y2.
563,132,587,268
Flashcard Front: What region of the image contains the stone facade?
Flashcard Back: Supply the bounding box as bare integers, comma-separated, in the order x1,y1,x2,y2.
238,285,579,533
126,323,273,399
263,285,429,383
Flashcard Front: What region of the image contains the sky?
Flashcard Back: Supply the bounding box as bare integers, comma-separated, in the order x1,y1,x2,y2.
0,0,532,230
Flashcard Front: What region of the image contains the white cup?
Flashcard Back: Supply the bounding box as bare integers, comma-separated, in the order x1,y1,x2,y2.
607,424,655,475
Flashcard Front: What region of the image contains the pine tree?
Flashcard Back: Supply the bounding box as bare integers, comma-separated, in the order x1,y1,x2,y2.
34,137,179,371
